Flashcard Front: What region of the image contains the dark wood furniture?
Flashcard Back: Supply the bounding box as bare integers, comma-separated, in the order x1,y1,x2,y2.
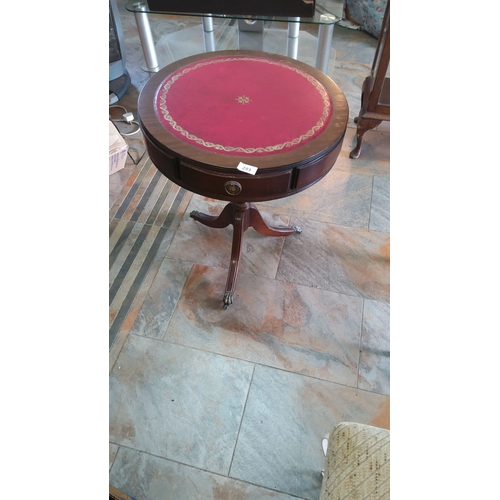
138,50,348,308
350,0,390,159
110,485,135,500
146,0,316,17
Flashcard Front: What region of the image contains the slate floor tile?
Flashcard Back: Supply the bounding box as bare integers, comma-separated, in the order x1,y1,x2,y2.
110,446,306,500
165,264,364,387
229,365,390,500
129,258,193,339
255,168,373,229
109,335,254,475
277,218,390,302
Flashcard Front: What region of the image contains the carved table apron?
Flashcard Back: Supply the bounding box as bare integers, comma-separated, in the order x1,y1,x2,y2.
138,50,348,308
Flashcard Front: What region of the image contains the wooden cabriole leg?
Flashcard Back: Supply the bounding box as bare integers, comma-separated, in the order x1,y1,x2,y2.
349,117,382,159
190,201,301,308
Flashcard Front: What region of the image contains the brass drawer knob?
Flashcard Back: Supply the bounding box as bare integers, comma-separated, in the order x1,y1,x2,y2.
224,181,242,196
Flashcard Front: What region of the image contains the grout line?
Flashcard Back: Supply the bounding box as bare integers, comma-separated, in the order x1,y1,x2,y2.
112,444,309,499
227,364,255,477
109,444,121,473
356,298,366,389
144,333,387,397
109,329,128,376
160,262,194,343
274,234,287,281
272,213,291,281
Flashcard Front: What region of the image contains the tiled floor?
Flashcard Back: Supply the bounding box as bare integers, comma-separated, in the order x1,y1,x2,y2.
109,3,389,499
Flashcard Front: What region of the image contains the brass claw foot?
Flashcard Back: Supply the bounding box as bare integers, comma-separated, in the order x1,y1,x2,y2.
223,292,233,310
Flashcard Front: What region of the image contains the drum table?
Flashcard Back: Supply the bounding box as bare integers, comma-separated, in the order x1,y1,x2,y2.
138,50,348,308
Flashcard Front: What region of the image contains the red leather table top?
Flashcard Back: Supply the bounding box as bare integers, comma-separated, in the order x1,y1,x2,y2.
155,55,333,156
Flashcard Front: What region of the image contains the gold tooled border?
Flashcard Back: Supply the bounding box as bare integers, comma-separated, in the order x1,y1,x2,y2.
156,56,332,154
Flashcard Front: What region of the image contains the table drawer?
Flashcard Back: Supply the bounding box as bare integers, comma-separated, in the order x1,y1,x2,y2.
178,161,292,202
294,140,343,190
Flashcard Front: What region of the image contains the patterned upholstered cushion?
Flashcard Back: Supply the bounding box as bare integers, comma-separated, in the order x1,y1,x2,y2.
320,422,390,500
345,0,388,38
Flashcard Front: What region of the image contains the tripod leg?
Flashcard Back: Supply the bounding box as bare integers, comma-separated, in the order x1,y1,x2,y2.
190,202,235,229
248,204,302,236
223,203,250,309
